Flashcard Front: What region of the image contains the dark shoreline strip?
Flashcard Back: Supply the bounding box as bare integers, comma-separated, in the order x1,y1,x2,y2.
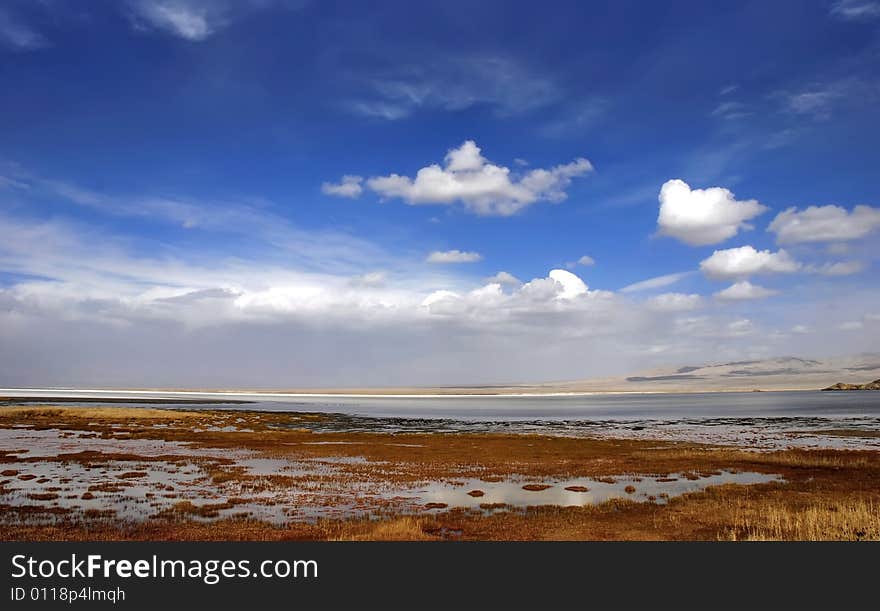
0,397,254,405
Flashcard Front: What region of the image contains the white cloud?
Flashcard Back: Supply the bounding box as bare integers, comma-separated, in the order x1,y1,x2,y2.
763,128,802,150
0,9,48,51
546,269,588,300
786,91,841,117
426,249,482,264
657,179,767,246
671,316,757,339
486,271,521,286
419,269,599,320
321,175,363,198
364,140,593,216
805,261,865,276
791,325,810,334
567,255,595,268
346,56,562,120
769,205,880,244
128,1,216,40
127,1,299,41
711,101,750,120
714,281,778,301
775,78,871,120
349,271,386,287
839,321,864,331
830,1,880,20
2,171,389,275
620,271,692,293
4,173,880,387
700,246,800,279
539,98,607,137
346,101,410,120
647,293,703,312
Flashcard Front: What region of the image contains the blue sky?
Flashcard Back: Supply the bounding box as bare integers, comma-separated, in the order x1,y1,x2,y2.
1,0,879,387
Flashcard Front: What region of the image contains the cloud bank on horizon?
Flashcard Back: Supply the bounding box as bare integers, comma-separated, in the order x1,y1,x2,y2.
0,0,878,387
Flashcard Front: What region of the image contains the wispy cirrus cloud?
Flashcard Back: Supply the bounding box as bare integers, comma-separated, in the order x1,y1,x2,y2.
0,8,48,51
344,55,562,120
127,0,217,41
126,0,304,41
805,261,866,276
830,0,880,20
426,250,482,264
2,168,386,274
647,292,703,312
711,101,751,121
620,271,693,293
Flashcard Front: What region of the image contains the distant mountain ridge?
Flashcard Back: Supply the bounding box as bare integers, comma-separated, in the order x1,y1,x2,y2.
538,354,880,393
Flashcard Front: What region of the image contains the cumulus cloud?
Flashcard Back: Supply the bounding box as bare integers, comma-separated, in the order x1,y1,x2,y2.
3,169,880,387
700,246,800,279
546,269,589,300
486,271,521,286
425,249,482,264
647,293,703,312
714,281,778,301
768,205,880,244
363,140,593,216
420,269,598,320
321,175,363,198
657,179,767,246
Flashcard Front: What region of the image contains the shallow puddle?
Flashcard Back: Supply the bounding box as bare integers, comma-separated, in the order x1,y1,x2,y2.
0,425,783,526
411,471,782,511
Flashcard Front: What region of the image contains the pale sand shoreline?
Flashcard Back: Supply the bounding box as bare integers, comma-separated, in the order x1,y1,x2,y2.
0,385,824,399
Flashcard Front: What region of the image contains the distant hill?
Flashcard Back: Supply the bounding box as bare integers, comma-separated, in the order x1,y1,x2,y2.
531,354,880,394
822,379,880,391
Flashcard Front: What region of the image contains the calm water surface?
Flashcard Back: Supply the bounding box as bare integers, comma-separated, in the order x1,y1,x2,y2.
4,389,880,448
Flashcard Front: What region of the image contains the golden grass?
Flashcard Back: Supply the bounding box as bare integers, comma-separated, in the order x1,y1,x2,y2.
0,406,201,420
331,517,436,541
2,404,880,541
635,447,874,469
723,499,880,541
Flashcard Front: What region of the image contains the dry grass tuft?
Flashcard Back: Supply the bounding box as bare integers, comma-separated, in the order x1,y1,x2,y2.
334,517,435,541
724,499,880,541
0,406,200,420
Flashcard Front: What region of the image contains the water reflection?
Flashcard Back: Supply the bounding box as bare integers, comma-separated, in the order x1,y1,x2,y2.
413,471,782,511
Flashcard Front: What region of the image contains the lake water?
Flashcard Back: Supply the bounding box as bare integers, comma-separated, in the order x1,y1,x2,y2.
4,388,880,449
